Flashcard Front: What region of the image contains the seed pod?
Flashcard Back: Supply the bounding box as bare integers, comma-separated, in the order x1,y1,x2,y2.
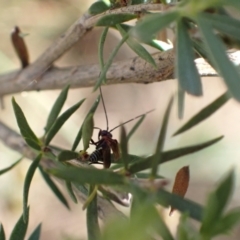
170,166,190,216
11,26,29,68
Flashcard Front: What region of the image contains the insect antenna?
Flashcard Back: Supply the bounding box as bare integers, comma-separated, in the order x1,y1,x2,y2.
100,86,109,131
109,109,155,132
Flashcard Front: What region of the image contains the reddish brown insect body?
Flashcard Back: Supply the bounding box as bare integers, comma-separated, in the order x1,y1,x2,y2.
88,87,153,168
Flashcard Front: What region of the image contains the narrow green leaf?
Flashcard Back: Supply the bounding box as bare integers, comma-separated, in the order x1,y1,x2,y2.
130,11,179,42
178,85,185,119
156,189,203,222
151,97,173,178
88,1,110,15
94,34,129,90
0,224,5,240
72,96,100,151
176,19,202,96
201,170,235,235
12,97,41,151
87,185,100,240
96,13,137,26
82,113,94,151
202,12,240,41
120,125,128,170
99,27,109,69
45,98,85,145
23,154,42,222
9,207,29,240
127,115,145,141
0,158,22,176
49,165,126,185
65,181,78,204
39,165,70,209
197,15,240,101
211,208,240,236
116,24,168,51
174,91,230,136
28,223,41,240
128,136,223,174
117,24,156,67
45,85,70,133
58,150,79,161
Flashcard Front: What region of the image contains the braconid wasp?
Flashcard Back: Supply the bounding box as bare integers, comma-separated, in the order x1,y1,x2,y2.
89,86,153,168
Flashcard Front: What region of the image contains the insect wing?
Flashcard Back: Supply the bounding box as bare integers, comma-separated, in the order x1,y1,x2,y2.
102,145,111,168
109,139,120,160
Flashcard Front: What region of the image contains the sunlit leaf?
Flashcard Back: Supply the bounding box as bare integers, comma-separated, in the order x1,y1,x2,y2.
9,207,29,240
96,13,137,26
39,165,70,209
170,166,190,215
12,97,41,151
45,98,85,145
130,11,179,42
173,91,230,136
82,113,94,151
176,19,202,96
28,223,41,240
23,154,42,222
197,15,240,101
44,85,70,133
0,158,22,176
117,24,156,67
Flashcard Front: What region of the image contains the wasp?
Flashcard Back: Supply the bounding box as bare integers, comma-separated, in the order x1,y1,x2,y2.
88,87,153,168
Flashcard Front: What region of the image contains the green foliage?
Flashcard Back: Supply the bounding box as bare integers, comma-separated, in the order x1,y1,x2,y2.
0,224,5,240
44,84,70,133
0,158,22,175
9,207,29,240
7,0,240,239
23,154,42,222
151,97,173,178
82,113,94,151
176,19,202,96
12,97,41,151
39,165,70,209
28,223,42,240
117,24,156,67
86,185,100,240
45,98,85,145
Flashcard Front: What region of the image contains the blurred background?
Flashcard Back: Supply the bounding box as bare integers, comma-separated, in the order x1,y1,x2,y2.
0,0,240,239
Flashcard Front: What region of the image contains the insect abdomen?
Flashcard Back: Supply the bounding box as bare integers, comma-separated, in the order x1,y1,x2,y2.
88,149,103,164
